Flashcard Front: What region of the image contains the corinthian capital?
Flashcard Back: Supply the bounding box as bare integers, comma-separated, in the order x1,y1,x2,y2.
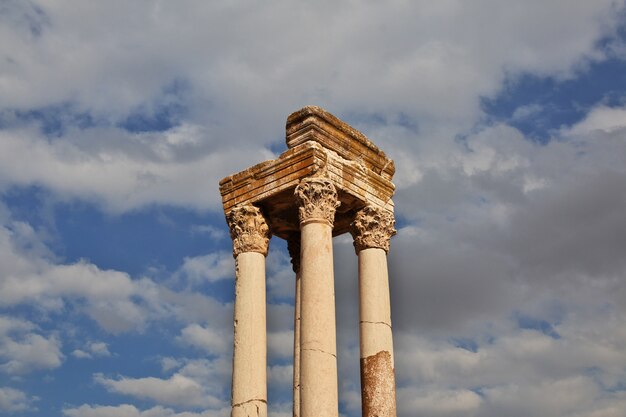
294,178,340,226
226,205,271,257
350,206,396,253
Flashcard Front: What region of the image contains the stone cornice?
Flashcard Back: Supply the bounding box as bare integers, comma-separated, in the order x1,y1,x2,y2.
351,206,396,253
226,205,271,257
294,178,339,227
286,106,395,180
219,141,394,213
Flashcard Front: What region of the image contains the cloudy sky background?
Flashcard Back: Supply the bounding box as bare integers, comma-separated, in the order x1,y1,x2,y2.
1,1,626,416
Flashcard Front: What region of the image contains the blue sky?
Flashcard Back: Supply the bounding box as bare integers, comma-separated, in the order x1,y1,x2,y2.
1,1,626,416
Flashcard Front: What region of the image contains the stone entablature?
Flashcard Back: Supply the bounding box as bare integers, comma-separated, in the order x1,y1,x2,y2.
219,107,395,240
286,106,395,180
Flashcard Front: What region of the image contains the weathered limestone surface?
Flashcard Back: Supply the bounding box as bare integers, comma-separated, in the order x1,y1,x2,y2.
231,251,268,417
286,106,395,180
351,206,396,254
352,207,397,417
227,206,270,417
358,248,396,417
226,205,271,257
296,178,339,417
219,106,398,417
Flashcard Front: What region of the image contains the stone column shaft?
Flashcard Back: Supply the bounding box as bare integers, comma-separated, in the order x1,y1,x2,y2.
288,236,302,417
295,178,340,417
227,206,270,417
351,206,397,417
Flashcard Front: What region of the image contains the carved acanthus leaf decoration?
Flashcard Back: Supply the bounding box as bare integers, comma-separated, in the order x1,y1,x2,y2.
294,178,340,226
226,205,271,257
351,206,396,253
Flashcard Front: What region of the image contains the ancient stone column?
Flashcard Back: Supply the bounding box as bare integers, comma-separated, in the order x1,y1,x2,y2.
226,205,271,417
294,178,340,417
351,206,397,417
220,105,398,416
287,234,301,417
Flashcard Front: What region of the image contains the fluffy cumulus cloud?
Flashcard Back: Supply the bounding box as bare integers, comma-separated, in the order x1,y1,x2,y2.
0,198,236,332
0,201,238,411
1,0,626,416
0,315,63,374
94,358,230,410
386,120,626,334
267,330,294,360
72,341,112,359
175,252,234,285
0,386,38,413
95,374,216,408
0,125,273,212
176,324,230,354
0,0,623,211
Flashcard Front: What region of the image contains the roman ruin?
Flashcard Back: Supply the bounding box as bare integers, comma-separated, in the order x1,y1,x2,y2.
220,106,397,417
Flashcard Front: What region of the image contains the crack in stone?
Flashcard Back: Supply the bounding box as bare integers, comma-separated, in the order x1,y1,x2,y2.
232,398,267,408
360,320,392,330
302,347,337,358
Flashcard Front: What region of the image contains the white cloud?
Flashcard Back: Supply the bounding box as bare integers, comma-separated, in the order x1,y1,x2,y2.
511,104,544,121
88,342,111,357
0,229,148,333
189,225,226,240
159,357,184,374
386,305,626,416
0,213,233,335
266,248,296,301
176,252,234,284
71,350,90,359
0,0,622,212
0,125,274,213
63,404,229,417
72,341,111,359
268,331,294,360
0,386,38,413
268,364,293,390
0,316,63,375
94,358,230,410
95,374,218,409
565,105,626,135
397,388,482,417
177,324,230,354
